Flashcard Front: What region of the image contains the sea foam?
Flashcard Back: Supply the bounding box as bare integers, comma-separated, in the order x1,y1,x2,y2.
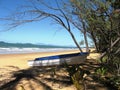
0,48,75,54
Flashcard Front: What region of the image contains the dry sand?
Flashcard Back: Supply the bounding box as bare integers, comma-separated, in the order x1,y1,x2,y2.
0,49,100,90
0,50,80,69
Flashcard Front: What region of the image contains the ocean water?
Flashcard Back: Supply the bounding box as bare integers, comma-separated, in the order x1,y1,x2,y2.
0,48,76,54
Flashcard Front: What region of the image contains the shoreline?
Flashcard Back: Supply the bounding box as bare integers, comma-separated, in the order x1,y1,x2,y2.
0,47,78,54
0,49,80,55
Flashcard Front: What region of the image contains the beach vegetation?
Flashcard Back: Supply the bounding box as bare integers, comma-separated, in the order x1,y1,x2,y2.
96,67,107,77
79,40,84,46
69,0,120,89
65,65,85,90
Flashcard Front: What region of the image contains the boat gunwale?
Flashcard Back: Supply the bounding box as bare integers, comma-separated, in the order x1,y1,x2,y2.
28,52,89,61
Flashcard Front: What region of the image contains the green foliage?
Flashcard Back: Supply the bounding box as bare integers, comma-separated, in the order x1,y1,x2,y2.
79,40,84,46
96,67,107,76
71,0,120,89
109,76,120,89
65,65,85,90
101,56,108,62
71,71,84,90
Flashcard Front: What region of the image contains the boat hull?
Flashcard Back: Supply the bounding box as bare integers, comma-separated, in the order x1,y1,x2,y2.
28,52,88,67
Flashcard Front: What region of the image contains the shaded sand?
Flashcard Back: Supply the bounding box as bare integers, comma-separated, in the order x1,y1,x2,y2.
1,49,108,90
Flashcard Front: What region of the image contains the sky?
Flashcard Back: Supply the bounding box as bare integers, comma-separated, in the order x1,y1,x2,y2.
0,0,88,47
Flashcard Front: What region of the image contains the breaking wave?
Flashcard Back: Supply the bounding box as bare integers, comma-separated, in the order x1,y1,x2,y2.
0,48,76,54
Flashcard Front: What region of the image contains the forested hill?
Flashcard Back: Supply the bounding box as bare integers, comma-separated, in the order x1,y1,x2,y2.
0,41,75,48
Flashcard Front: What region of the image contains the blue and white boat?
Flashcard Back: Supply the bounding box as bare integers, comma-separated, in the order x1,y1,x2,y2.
28,52,88,67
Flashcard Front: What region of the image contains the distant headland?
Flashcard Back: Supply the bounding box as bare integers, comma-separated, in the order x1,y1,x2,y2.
0,41,76,48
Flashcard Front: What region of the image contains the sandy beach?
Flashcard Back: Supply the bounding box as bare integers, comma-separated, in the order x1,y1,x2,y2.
0,49,101,90
0,50,81,90
0,50,80,69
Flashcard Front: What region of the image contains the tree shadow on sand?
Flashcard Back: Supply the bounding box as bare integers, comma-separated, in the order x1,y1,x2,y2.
0,58,114,90
0,66,72,90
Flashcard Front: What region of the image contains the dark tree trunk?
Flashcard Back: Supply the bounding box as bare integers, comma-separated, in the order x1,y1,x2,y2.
90,31,99,52
69,30,83,52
